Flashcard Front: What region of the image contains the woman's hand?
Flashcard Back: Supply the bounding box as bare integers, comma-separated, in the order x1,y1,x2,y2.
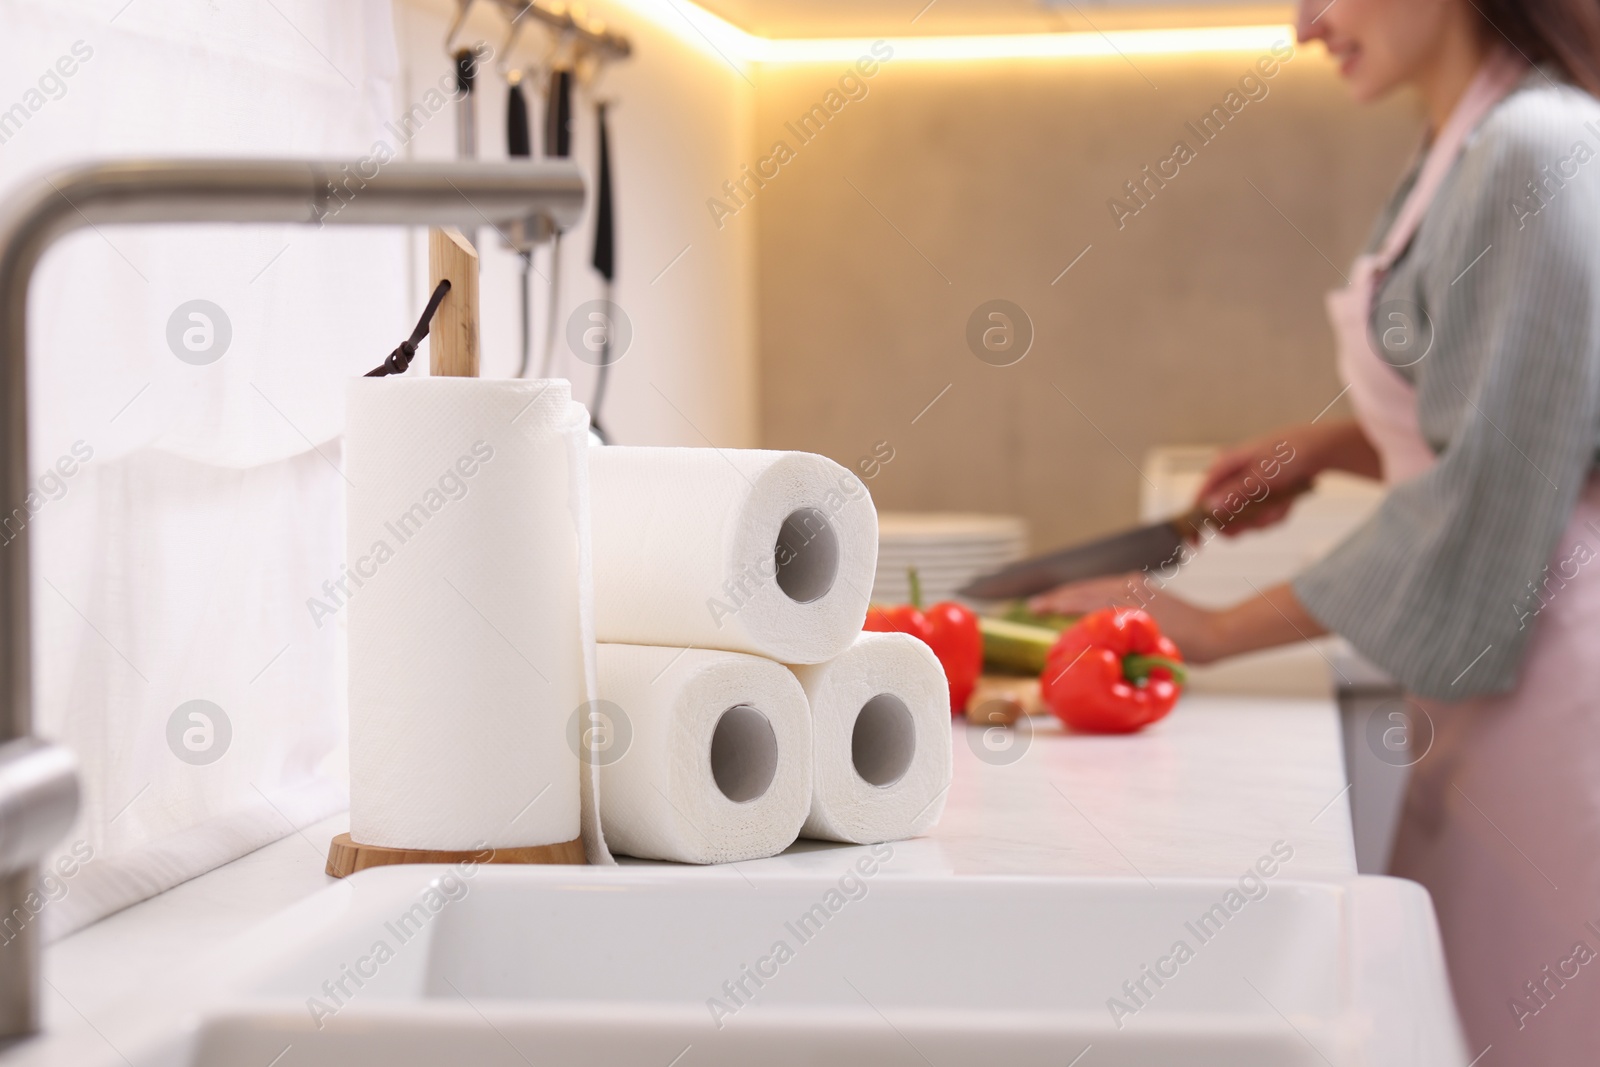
1027,575,1228,663
1196,419,1380,537
1027,578,1328,666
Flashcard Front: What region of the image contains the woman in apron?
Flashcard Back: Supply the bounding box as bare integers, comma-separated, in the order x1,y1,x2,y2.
1031,2,1600,1061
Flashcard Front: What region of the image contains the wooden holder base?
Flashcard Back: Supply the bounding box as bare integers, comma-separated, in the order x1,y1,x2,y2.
325,832,586,879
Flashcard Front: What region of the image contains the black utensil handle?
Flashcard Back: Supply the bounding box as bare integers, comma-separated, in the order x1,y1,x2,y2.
454,48,477,95
454,48,478,159
507,80,532,158
544,69,572,158
591,102,614,281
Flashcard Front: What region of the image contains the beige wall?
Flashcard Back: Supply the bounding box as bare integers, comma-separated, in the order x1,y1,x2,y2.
750,44,1419,549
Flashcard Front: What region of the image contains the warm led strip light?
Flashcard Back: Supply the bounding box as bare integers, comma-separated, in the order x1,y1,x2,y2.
750,25,1296,63
600,0,1293,65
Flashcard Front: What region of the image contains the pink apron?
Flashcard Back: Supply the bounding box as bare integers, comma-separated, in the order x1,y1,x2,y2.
1330,50,1600,1063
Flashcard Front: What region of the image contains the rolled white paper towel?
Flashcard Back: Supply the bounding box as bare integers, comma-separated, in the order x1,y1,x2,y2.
346,377,590,851
595,644,811,863
589,447,877,664
791,631,953,844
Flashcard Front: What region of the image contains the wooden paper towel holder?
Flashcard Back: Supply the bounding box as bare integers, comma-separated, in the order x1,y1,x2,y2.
326,834,587,878
326,226,587,879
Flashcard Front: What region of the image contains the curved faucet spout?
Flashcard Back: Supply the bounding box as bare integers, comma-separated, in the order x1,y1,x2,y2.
0,157,585,1037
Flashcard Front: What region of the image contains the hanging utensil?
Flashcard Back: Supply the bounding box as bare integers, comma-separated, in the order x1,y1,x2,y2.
591,101,614,282
544,68,573,157
538,67,573,379
453,48,478,159
507,70,536,377
589,99,615,443
507,72,533,157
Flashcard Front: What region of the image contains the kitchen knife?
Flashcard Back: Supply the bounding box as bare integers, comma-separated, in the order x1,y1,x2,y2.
958,485,1312,600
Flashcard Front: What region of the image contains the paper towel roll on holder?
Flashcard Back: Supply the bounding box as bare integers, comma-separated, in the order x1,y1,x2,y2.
328,223,587,878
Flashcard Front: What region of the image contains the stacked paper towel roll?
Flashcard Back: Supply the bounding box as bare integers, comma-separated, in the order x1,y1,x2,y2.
583,446,863,862
589,626,953,860
345,378,590,852
582,446,950,862
791,632,952,844
588,447,878,664
593,645,812,864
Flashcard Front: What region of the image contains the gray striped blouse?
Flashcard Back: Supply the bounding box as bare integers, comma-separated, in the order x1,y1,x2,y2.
1293,67,1600,701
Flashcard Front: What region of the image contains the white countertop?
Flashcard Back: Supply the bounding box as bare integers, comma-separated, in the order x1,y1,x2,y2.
27,693,1355,1064
765,693,1356,880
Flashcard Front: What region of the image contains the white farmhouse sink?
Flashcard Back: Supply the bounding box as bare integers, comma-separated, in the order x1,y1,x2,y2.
104,864,1463,1067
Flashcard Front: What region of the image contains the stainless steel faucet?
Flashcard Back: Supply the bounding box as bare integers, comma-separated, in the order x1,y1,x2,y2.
0,158,586,1039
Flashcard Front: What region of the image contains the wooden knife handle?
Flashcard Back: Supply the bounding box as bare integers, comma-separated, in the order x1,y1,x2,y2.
1174,479,1315,540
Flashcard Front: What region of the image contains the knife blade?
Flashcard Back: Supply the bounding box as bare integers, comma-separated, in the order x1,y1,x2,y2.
959,482,1313,601
957,517,1189,600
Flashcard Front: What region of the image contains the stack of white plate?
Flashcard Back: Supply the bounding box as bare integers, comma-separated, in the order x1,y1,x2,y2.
871,512,1029,606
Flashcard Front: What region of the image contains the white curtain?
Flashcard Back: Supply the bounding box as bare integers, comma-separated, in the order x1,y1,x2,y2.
0,0,407,937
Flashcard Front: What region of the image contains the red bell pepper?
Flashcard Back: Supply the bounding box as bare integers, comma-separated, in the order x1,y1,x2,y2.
1041,608,1186,734
864,569,982,715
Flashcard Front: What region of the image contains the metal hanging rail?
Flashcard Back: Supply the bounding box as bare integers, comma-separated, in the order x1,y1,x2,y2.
446,0,633,62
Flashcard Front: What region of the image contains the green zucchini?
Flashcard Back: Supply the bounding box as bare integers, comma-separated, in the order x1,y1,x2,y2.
979,616,1060,675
